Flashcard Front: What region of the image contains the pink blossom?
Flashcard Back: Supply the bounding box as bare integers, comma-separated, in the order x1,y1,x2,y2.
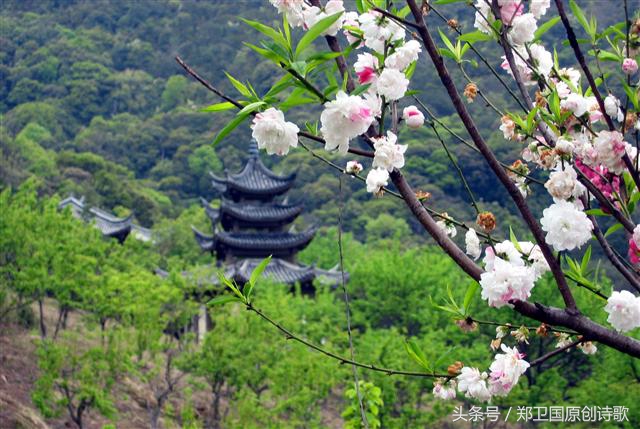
622,58,638,75
500,0,524,24
629,239,640,265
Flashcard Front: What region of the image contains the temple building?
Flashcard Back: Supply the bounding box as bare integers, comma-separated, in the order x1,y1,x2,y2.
59,196,152,243
193,141,344,292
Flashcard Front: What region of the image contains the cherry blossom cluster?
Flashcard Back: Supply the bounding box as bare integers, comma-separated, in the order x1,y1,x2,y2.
260,1,428,198
472,0,640,331
434,344,529,402
255,0,640,370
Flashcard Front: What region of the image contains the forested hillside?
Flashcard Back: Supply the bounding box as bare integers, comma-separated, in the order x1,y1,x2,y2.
0,0,534,239
2,1,639,428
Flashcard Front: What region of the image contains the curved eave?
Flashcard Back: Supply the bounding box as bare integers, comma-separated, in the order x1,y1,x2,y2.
220,200,303,225
222,158,296,196
192,226,215,252
216,226,317,252
200,198,220,224
232,258,316,285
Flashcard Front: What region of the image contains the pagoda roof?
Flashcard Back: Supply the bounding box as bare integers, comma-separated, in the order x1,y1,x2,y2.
209,143,296,200
228,258,316,285
59,195,150,244
156,259,347,288
201,198,303,229
192,226,317,257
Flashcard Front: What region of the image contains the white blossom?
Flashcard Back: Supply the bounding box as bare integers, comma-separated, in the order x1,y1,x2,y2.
604,94,624,122
372,131,407,172
593,130,629,175
561,93,590,117
540,201,593,251
358,11,405,53
457,367,492,402
474,0,494,34
529,44,553,78
480,257,536,308
555,333,573,349
402,105,424,128
302,0,344,36
508,13,537,45
545,164,585,201
376,68,409,101
577,341,598,355
500,115,517,140
433,379,457,400
366,167,389,194
604,290,640,333
250,108,299,156
488,345,530,397
465,228,482,260
269,0,305,27
342,11,362,46
320,91,375,154
384,40,421,71
345,161,363,174
633,225,640,248
555,138,575,155
530,0,551,18
354,53,378,85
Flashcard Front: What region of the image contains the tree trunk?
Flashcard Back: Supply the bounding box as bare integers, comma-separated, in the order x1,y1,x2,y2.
38,299,46,338
149,406,161,429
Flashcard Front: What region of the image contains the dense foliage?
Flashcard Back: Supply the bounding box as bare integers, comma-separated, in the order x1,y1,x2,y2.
1,1,639,428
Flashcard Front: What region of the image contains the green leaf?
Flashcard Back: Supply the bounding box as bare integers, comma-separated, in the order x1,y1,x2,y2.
295,11,344,58
405,61,417,79
435,0,466,4
581,246,592,273
438,29,456,55
534,16,560,41
208,295,241,306
584,208,607,216
201,101,236,112
224,72,252,98
458,30,493,44
509,226,523,253
604,223,623,238
462,283,479,314
351,83,371,96
241,18,289,51
246,255,272,299
212,113,250,146
236,101,266,116
404,339,431,371
569,0,591,39
244,42,284,63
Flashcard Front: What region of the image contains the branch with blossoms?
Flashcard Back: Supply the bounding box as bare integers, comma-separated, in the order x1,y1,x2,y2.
182,0,640,410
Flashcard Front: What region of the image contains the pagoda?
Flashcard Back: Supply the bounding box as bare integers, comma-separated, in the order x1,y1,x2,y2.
59,196,152,244
193,141,344,291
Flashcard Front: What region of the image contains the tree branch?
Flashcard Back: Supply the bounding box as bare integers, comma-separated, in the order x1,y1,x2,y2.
406,0,578,313
554,0,640,191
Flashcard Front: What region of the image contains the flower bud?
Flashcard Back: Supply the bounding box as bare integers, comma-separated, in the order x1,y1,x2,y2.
622,58,638,75
447,18,459,29
536,323,549,337
345,160,363,175
402,105,425,128
455,318,478,332
447,361,463,376
463,82,478,103
476,211,496,233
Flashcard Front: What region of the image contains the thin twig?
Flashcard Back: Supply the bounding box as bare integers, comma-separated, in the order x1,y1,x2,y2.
337,175,368,429
245,302,450,378
529,339,583,367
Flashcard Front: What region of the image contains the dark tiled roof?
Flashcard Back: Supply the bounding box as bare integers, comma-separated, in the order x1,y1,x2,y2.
222,199,302,224
200,198,220,224
228,258,316,285
216,227,317,251
210,157,295,197
192,226,215,252
58,195,151,243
